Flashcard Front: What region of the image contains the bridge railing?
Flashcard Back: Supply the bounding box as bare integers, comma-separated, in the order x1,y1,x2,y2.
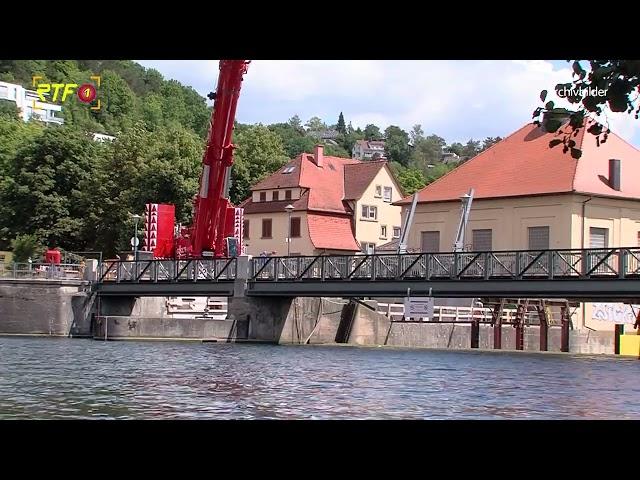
249,247,640,281
98,258,237,283
0,262,83,280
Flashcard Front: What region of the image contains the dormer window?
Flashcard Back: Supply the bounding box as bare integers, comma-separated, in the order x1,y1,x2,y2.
272,191,279,201
259,192,266,202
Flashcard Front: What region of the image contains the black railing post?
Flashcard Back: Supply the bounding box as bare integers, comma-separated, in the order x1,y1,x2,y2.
515,252,521,279
581,249,589,277
153,261,158,283
116,262,122,283
548,251,555,280
618,249,626,279
321,256,325,282
484,253,490,280
371,255,377,281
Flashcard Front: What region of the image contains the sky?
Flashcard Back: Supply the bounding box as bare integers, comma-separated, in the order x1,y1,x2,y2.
136,60,640,148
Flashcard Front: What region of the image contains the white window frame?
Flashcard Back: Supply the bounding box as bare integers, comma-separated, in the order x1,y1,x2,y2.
393,226,401,239
361,205,378,221
380,225,387,239
383,186,392,203
374,185,382,198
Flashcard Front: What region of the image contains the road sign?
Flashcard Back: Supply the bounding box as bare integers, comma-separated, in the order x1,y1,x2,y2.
130,237,140,247
404,297,434,319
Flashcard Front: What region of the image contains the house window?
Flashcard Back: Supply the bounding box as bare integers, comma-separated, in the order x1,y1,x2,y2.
261,219,272,239
285,190,292,200
528,226,549,250
243,219,249,239
380,225,387,239
383,187,392,203
472,229,492,251
0,85,7,98
361,205,377,221
362,243,375,254
393,226,401,239
259,192,266,202
421,231,440,252
272,191,279,201
375,185,382,198
290,217,301,238
589,227,608,249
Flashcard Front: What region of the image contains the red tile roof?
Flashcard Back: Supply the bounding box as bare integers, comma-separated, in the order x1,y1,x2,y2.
343,161,386,200
307,214,360,251
242,152,402,251
396,121,640,205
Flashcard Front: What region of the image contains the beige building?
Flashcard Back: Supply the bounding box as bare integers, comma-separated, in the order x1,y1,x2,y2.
395,121,640,332
241,145,403,256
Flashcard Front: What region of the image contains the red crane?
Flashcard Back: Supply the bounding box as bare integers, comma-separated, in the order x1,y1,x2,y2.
145,60,250,259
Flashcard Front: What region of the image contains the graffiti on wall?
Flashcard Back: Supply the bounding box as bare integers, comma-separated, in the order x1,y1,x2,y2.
591,303,639,324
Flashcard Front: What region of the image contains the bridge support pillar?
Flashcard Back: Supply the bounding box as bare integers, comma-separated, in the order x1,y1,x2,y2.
492,303,502,350
537,306,548,352
560,306,570,352
470,319,479,348
233,255,250,298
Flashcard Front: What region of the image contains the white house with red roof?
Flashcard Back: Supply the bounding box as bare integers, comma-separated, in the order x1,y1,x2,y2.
395,120,640,331
352,139,387,160
241,145,403,256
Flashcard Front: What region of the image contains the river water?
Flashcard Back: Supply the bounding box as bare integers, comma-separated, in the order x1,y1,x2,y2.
1,337,639,419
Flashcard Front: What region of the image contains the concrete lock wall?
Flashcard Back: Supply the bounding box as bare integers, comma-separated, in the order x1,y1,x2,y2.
0,279,94,337
94,316,248,342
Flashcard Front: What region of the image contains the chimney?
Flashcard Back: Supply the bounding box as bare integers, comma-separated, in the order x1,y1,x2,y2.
609,158,621,191
314,144,324,168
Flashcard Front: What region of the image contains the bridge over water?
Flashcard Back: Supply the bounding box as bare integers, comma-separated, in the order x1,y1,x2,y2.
95,247,640,302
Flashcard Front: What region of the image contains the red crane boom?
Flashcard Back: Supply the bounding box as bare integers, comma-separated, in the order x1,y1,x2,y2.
148,60,249,259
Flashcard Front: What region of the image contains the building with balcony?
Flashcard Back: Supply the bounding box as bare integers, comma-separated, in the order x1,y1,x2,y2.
240,145,403,257
394,120,640,331
352,139,387,160
0,81,64,124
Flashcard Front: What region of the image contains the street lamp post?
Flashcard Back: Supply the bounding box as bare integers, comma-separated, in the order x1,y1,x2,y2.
131,214,143,261
285,204,294,256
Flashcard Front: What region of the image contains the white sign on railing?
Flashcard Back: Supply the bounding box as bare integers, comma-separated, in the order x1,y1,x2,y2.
404,297,435,319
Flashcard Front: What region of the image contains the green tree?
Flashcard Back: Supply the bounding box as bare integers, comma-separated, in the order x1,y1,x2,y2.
95,70,137,132
447,142,464,156
324,143,350,158
410,134,446,172
384,125,411,166
337,112,346,134
410,124,424,145
389,162,426,195
268,122,316,158
305,116,326,132
287,115,304,133
364,124,381,140
0,126,101,250
10,234,43,263
0,100,19,121
481,136,502,152
536,61,640,157
230,124,289,204
461,139,482,161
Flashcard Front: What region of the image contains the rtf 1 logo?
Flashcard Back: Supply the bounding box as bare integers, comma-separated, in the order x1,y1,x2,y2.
32,75,101,110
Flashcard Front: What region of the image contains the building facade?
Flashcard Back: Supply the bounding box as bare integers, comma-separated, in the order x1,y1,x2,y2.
0,81,64,124
241,145,402,256
395,121,640,331
352,139,387,160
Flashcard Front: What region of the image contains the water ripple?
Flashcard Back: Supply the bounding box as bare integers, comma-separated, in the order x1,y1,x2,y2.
1,338,639,419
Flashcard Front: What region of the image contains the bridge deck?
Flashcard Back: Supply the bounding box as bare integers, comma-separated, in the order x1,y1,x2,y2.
95,248,640,300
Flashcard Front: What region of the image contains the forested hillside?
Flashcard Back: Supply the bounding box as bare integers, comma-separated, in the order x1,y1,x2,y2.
0,60,501,257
